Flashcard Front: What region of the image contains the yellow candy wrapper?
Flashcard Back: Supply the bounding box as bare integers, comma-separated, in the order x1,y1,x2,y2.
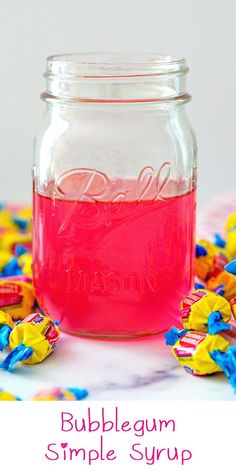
0,205,31,232
180,289,232,334
0,313,60,371
0,281,35,320
207,270,236,301
0,232,31,254
0,209,18,232
0,310,14,350
225,213,236,259
195,240,228,281
0,250,12,272
165,328,230,376
226,230,236,260
225,213,236,232
0,389,21,401
11,207,32,232
230,298,236,319
17,253,32,276
0,310,14,329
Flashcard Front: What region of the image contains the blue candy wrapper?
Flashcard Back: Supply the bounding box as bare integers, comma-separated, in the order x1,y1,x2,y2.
164,327,188,346
207,311,232,335
1,344,34,372
0,325,12,351
210,346,236,391
225,259,236,276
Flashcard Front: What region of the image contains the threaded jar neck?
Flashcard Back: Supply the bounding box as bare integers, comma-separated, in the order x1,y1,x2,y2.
42,52,190,104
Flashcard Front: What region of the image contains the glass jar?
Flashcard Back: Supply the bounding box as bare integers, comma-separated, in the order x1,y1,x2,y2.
33,53,197,339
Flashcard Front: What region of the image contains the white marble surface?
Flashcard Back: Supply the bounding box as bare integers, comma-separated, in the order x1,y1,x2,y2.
0,331,235,401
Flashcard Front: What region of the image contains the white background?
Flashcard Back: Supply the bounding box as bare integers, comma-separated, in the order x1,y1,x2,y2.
0,401,234,470
0,0,236,206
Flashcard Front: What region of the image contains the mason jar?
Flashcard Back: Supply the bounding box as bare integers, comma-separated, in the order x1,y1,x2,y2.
33,53,197,339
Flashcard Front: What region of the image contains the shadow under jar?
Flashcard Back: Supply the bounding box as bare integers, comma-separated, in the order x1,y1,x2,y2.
33,53,197,339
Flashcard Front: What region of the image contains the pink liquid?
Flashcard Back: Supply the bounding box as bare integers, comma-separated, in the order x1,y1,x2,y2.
33,187,196,338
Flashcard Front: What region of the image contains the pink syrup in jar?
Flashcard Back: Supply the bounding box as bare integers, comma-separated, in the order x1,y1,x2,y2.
33,172,196,338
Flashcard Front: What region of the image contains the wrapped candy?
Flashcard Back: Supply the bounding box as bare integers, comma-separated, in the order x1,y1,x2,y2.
0,205,32,263
0,310,14,350
0,313,60,371
0,249,25,278
165,328,230,375
0,389,21,401
223,261,236,317
0,251,22,278
226,231,236,260
0,386,88,401
225,213,236,232
0,250,12,272
194,240,228,281
194,276,206,290
209,346,236,391
11,207,31,232
31,387,88,401
0,280,35,320
0,274,32,284
180,289,232,334
225,259,236,276
207,270,236,301
0,232,31,254
225,213,236,259
14,244,28,257
17,253,32,276
229,298,236,318
0,205,31,232
213,233,226,249
0,208,18,232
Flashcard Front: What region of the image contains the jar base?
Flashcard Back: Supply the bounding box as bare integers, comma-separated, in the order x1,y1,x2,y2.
61,326,169,340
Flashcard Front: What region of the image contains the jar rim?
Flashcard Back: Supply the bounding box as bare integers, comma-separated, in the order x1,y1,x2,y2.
46,52,188,78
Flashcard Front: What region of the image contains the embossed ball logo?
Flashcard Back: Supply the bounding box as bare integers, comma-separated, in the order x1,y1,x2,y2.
55,163,171,233
56,168,109,201
55,163,171,203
